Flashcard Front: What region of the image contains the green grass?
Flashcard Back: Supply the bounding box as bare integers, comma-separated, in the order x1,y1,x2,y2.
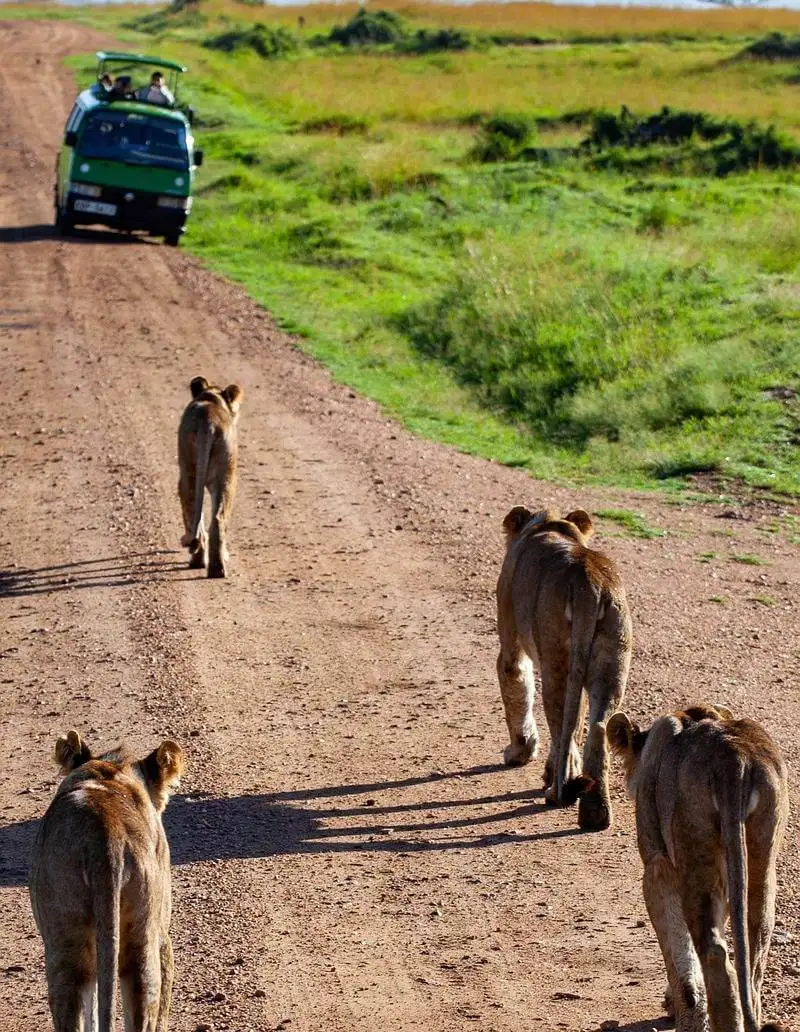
783,515,800,543
50,4,800,495
594,509,667,539
731,553,768,565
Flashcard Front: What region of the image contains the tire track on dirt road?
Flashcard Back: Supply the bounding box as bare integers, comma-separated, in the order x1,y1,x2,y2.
2,19,799,1032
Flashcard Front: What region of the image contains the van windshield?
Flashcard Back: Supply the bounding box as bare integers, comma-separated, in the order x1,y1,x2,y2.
79,109,189,170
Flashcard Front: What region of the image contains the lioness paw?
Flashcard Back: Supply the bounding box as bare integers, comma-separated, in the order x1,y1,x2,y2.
577,788,611,832
503,735,537,767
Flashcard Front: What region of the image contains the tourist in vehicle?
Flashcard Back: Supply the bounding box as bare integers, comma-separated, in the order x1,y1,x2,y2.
138,71,175,107
110,75,133,100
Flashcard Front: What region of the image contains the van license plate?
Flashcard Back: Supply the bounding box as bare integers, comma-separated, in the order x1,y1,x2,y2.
74,199,117,216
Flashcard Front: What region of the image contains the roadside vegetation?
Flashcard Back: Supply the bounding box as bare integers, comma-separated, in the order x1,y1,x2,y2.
28,0,800,493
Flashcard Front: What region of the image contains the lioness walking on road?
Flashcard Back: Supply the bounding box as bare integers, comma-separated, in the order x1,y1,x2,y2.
496,506,632,830
30,731,184,1032
608,705,788,1032
178,375,244,578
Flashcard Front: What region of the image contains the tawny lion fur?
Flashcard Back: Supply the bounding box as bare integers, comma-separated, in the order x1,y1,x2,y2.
177,375,244,578
29,731,184,1032
608,705,788,1032
496,506,632,831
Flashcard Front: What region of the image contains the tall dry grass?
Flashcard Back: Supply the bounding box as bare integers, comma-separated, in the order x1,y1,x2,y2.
195,42,800,136
202,0,800,37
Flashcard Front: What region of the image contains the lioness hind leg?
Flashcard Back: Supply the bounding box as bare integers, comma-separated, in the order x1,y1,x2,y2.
120,946,162,1032
747,824,784,1026
541,679,585,794
155,935,174,1032
178,471,207,566
643,856,707,1032
44,959,89,1032
207,479,236,580
577,657,627,831
39,925,97,1032
497,646,538,767
681,876,742,1032
536,651,569,801
188,523,207,570
178,470,195,547
82,982,98,1031
49,991,83,1032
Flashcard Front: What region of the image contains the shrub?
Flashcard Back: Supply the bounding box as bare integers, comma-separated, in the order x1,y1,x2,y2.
637,197,678,235
203,24,299,59
327,9,409,48
741,32,800,61
128,0,203,33
581,107,800,176
320,160,375,203
317,10,476,53
400,28,475,54
586,106,729,150
469,116,535,163
714,123,800,173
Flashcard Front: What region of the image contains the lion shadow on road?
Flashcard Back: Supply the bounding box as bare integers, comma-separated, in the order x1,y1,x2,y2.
611,1020,672,1031
0,549,196,598
0,224,156,245
0,813,39,888
164,764,583,865
0,765,582,885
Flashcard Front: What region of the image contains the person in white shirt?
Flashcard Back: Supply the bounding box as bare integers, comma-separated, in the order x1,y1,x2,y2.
138,72,175,107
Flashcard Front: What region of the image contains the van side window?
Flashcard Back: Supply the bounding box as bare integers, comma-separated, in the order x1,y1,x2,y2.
65,104,84,134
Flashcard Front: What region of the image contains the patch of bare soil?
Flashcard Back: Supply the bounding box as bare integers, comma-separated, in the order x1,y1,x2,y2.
1,20,798,1032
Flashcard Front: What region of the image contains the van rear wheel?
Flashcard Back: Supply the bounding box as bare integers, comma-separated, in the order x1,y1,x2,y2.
164,232,181,247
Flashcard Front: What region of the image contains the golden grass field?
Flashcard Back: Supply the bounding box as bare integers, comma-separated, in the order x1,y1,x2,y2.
206,0,800,38
200,43,800,134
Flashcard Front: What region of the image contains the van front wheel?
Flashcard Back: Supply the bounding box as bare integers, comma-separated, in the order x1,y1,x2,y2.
55,207,74,236
164,232,181,247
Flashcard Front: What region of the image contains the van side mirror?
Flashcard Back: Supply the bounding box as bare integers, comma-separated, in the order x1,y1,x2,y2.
194,148,204,168
185,105,195,127
65,130,78,147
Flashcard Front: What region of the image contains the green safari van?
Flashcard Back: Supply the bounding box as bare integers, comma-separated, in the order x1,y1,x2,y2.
55,51,203,246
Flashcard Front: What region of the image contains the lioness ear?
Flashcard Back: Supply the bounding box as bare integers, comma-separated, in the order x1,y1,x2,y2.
190,376,209,398
606,712,635,755
681,703,733,725
155,740,185,786
564,509,594,539
54,730,92,774
502,506,534,538
222,384,244,414
141,741,185,812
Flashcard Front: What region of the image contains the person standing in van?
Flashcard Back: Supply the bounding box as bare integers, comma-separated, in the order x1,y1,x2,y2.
139,71,175,107
110,75,134,100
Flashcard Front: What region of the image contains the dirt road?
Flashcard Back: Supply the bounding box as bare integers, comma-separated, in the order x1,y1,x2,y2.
1,20,798,1032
